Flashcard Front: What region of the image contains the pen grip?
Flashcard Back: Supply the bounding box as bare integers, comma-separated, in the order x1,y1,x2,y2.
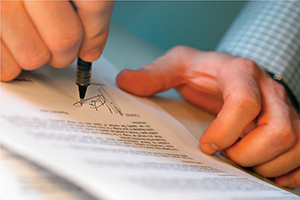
76,57,92,86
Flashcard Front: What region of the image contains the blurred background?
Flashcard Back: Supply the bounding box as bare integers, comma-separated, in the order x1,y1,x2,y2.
103,1,247,70
111,1,246,51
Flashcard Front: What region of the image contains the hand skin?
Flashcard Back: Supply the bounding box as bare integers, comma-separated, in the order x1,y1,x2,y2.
116,46,300,188
1,0,114,81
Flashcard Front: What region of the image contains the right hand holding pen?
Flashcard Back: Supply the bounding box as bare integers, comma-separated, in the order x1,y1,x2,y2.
1,1,114,81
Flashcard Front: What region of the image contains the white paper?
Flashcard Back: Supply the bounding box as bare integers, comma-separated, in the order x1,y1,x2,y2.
0,147,97,200
1,57,299,200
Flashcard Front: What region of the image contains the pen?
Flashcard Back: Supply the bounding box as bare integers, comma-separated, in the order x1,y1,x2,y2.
76,57,92,105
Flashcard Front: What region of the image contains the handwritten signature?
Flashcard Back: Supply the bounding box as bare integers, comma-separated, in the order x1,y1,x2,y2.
73,85,123,116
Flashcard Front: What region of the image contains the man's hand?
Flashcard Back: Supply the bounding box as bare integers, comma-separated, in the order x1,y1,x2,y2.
116,46,300,188
1,0,114,81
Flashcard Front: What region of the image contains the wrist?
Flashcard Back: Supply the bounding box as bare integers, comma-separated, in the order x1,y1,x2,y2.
267,71,300,112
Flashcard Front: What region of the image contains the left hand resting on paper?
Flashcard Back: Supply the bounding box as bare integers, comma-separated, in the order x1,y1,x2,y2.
116,46,300,188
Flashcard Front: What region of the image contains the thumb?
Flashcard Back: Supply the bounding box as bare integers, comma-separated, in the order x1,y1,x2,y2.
74,1,114,62
116,46,191,96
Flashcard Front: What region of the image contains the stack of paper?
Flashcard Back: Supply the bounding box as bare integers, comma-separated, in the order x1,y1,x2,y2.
1,57,299,200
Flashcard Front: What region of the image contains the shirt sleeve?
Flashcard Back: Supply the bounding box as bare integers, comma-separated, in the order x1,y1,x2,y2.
216,1,300,108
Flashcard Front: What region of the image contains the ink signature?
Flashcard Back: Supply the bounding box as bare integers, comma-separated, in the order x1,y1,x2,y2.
13,78,33,83
73,84,123,116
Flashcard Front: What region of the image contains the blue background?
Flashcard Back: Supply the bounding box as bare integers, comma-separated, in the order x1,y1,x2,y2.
111,1,246,51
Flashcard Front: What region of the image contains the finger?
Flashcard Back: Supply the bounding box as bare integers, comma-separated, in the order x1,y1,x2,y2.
116,47,192,96
1,40,22,81
175,84,223,114
74,1,114,61
240,121,257,137
116,65,184,97
276,167,300,188
200,58,261,154
24,1,83,68
1,1,50,70
252,119,300,178
221,76,297,167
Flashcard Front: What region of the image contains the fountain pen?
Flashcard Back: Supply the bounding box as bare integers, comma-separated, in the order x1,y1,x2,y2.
76,57,92,105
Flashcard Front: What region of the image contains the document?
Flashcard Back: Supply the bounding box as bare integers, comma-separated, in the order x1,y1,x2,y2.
1,57,299,200
1,147,97,200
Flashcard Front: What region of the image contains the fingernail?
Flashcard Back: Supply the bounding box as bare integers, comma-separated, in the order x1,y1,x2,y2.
82,47,102,61
278,176,294,187
201,143,220,154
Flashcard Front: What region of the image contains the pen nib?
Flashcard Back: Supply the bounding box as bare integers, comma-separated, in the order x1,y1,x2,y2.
80,98,84,106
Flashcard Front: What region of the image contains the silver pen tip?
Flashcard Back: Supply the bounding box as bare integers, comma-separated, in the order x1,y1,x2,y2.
80,98,84,106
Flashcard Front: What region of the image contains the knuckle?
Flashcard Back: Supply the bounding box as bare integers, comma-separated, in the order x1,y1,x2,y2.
231,92,261,115
50,29,83,53
165,46,198,68
231,58,259,76
232,57,257,68
271,123,296,149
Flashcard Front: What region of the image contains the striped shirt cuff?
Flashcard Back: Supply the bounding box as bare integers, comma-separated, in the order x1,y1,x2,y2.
216,1,300,109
